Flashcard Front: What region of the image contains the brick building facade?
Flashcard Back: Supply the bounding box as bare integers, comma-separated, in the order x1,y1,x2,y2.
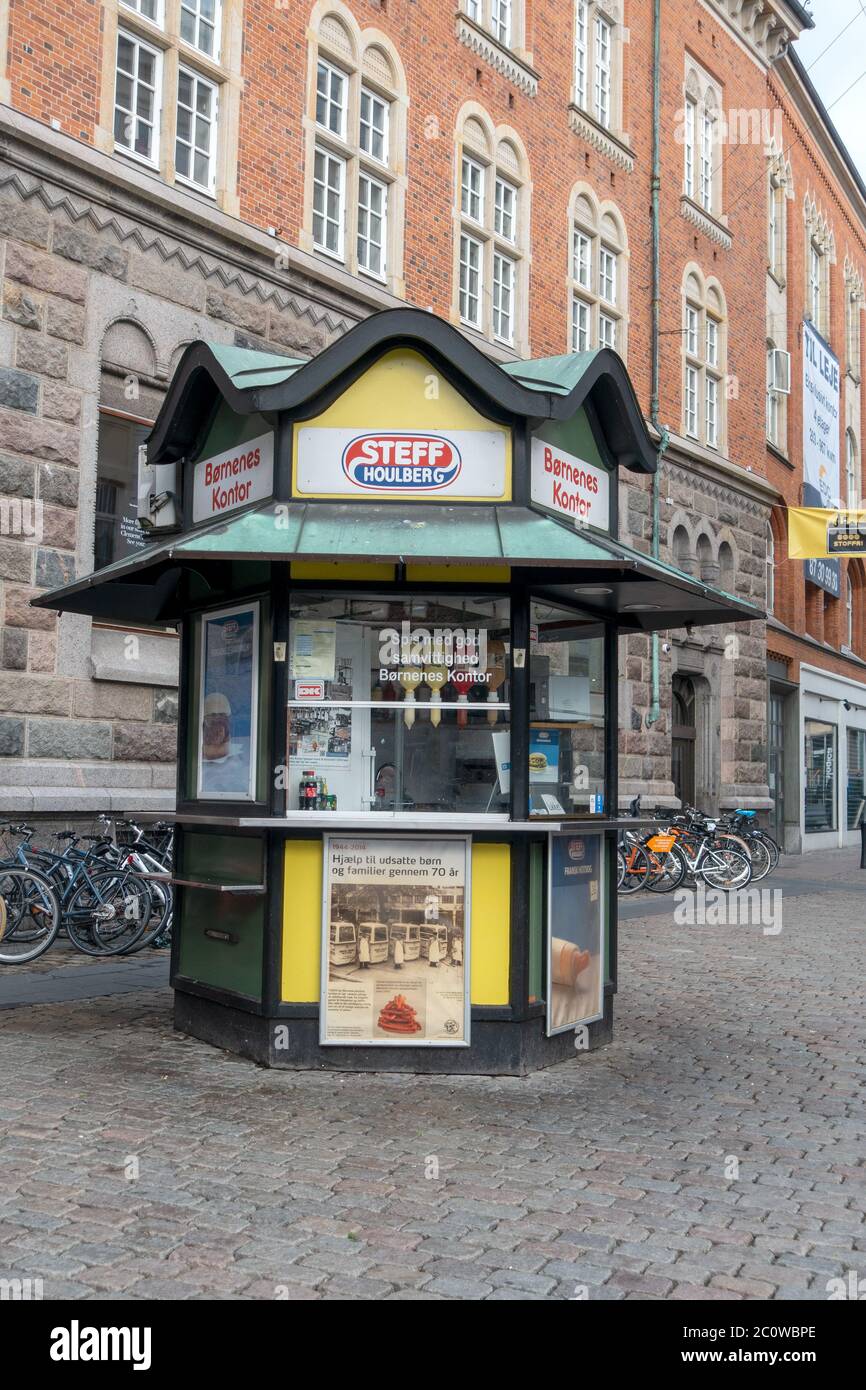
0,0,864,849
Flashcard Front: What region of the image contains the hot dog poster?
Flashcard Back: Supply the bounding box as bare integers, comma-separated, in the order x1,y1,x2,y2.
546,832,605,1036
320,836,470,1048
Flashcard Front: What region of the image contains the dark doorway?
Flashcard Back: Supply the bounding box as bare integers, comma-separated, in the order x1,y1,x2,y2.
768,690,786,844
672,676,696,807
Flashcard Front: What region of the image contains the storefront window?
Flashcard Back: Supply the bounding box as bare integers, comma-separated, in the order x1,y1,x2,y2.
846,727,866,830
804,719,836,833
287,594,511,814
529,603,605,817
95,412,151,569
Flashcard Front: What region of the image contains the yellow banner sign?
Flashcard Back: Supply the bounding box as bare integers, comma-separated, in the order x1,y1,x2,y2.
788,508,866,558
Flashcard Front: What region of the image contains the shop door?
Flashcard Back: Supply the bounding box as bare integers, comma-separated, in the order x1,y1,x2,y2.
768,692,785,844
671,677,696,808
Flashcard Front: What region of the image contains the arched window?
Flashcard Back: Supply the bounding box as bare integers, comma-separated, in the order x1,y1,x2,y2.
671,524,694,576
845,261,864,381
766,523,775,615
846,428,859,508
572,1,625,136
804,197,835,343
719,541,734,593
568,186,627,355
683,60,722,218
696,533,716,584
683,268,726,451
455,110,530,352
304,8,407,293
96,320,163,572
462,0,525,51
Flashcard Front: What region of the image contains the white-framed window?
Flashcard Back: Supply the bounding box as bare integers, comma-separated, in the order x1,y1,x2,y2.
699,108,714,212
845,265,864,380
572,297,591,352
180,0,220,60
360,87,389,164
357,172,387,279
599,245,616,305
684,97,696,200
464,0,520,50
573,229,591,290
175,66,217,193
493,252,515,344
494,176,516,242
491,0,512,46
804,200,835,343
312,146,345,259
594,15,611,128
459,232,483,328
306,22,404,289
455,119,528,350
461,156,485,224
568,189,627,356
685,364,699,438
575,0,588,108
316,57,348,139
684,62,722,219
847,573,855,648
847,428,859,507
114,30,161,165
682,271,726,450
572,2,621,134
121,0,162,24
766,343,780,446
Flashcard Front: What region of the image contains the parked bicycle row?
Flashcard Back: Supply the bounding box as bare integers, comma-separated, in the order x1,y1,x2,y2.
617,798,781,896
0,817,174,965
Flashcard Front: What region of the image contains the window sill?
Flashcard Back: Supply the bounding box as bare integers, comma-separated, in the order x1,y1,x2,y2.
679,195,732,250
114,144,161,175
455,14,538,97
567,105,634,173
176,173,216,200
766,440,793,468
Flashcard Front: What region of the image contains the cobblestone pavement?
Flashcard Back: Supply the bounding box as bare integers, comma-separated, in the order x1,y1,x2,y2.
0,849,863,1300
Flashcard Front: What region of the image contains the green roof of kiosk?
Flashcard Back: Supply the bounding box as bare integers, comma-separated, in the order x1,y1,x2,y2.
32,309,762,633
33,500,762,632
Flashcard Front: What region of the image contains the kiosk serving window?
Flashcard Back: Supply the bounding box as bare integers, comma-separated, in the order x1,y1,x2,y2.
529,603,606,817
287,594,511,815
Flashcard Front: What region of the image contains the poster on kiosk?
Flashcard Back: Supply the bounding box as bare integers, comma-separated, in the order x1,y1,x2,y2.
321,836,470,1047
546,832,605,1035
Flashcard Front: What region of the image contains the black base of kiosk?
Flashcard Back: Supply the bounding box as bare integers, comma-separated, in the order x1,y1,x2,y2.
173,990,614,1076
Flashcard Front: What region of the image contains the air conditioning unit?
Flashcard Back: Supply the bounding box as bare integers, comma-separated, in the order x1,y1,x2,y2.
137,443,179,532
767,347,791,394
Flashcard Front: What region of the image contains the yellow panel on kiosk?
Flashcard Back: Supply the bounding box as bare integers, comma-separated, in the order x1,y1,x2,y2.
293,348,512,503
280,839,511,1008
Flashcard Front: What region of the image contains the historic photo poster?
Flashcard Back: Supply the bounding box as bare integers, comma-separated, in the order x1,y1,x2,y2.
321,836,470,1047
546,831,605,1035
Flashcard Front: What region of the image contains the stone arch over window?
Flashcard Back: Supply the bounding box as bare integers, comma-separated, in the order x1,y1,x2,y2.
696,531,717,585
453,104,531,354
670,520,696,576
766,144,793,283
718,538,735,593
804,195,835,343
767,506,789,626
681,264,727,453
302,2,408,297
844,257,864,382
568,182,628,357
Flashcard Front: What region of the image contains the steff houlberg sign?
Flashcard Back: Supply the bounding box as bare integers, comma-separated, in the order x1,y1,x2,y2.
294,429,507,499
530,438,610,531
193,433,275,523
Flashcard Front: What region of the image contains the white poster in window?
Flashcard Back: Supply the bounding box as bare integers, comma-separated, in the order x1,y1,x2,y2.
290,620,337,681
197,603,258,801
802,318,840,509
530,438,610,531
546,832,605,1036
321,836,470,1047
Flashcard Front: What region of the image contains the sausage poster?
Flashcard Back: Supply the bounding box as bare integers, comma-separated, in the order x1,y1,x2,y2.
321,836,470,1047
546,832,605,1035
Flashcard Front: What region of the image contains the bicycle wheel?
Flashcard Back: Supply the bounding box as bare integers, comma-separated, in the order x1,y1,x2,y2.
0,867,62,964
64,869,152,956
121,879,172,953
644,847,687,893
616,848,627,890
754,831,780,873
701,845,752,891
743,834,772,882
618,844,652,894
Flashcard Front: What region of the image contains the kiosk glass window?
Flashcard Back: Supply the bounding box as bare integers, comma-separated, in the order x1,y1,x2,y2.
288,594,511,815
529,603,605,817
804,719,836,833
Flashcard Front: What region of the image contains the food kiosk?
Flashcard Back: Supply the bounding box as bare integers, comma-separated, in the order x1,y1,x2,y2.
36,309,759,1073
